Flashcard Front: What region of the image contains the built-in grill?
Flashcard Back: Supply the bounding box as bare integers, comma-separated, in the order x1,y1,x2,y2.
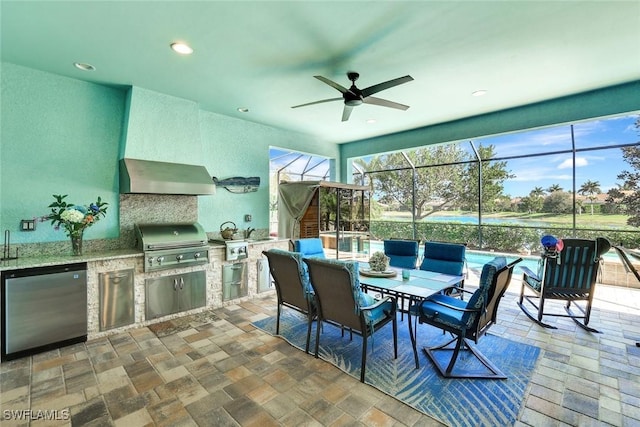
135,223,210,272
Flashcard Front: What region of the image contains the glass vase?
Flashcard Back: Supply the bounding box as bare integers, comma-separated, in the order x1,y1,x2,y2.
70,231,83,256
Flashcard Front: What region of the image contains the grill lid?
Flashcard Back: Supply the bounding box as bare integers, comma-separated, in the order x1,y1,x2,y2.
135,222,208,251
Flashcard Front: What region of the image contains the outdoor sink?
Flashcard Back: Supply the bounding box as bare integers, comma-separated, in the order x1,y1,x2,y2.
246,237,276,243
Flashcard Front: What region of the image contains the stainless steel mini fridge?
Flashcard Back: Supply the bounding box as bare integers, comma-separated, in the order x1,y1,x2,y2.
1,263,87,361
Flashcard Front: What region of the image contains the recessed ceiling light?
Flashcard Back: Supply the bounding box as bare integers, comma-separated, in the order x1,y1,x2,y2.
366,119,377,124
472,89,488,97
237,107,249,113
74,62,95,71
170,42,193,55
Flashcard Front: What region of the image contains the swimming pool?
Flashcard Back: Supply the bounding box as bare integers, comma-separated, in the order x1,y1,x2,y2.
368,241,538,274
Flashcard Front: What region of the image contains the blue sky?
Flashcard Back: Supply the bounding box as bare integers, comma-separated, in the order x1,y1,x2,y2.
270,113,640,197
482,114,639,197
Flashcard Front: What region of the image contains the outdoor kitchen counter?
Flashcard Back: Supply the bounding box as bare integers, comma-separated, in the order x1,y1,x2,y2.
0,249,143,271
1,240,287,345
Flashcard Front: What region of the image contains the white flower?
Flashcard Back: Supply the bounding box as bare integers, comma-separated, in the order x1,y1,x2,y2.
60,209,85,223
369,251,390,272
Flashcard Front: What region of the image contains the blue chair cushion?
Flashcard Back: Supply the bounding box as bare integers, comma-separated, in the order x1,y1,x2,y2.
358,292,393,325
420,256,507,329
420,241,466,275
424,241,466,262
389,255,417,269
462,256,506,326
384,240,419,269
419,294,468,329
294,238,326,258
420,258,463,275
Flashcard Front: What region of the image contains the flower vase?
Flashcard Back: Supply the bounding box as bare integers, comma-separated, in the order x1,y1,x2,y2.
70,231,83,256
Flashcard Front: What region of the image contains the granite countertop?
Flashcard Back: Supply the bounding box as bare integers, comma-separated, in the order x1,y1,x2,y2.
0,238,286,272
0,249,144,271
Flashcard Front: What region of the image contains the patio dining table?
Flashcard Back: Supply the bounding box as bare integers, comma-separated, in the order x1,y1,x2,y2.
359,266,464,367
358,266,463,313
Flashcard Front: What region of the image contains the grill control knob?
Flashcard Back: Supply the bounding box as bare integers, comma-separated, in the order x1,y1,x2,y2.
148,257,154,267
194,252,201,259
176,254,184,262
157,256,165,265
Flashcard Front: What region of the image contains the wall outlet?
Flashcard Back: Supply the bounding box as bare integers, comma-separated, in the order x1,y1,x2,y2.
244,214,252,222
20,219,36,231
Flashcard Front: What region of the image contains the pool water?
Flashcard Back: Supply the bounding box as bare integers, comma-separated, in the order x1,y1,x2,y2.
368,241,539,275
464,250,538,275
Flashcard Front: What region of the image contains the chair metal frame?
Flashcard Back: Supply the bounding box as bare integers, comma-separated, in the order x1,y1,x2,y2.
263,249,316,353
517,238,610,333
411,257,522,379
304,257,398,383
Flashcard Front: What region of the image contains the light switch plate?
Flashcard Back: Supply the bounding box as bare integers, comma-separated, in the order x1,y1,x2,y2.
244,214,252,222
20,219,36,231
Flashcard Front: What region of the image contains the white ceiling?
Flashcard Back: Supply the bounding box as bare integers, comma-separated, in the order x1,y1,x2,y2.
2,1,639,144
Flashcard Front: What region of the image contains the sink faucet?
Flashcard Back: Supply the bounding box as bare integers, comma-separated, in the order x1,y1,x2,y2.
245,227,255,239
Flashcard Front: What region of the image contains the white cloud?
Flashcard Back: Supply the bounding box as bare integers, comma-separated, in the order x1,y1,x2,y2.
558,157,588,169
575,157,588,167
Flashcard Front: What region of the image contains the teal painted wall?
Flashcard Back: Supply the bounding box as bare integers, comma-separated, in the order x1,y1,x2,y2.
0,62,339,246
123,87,204,163
198,110,337,234
1,62,126,243
339,80,640,180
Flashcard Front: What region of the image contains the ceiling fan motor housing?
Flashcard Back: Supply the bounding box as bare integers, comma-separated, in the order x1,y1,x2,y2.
344,86,363,106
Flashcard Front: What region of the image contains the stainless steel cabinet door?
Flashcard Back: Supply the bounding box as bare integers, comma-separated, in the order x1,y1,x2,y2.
176,270,206,311
99,269,134,331
223,262,247,301
145,276,179,319
146,270,206,319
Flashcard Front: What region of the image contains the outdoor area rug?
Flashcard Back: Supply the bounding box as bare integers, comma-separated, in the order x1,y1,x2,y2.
253,311,541,427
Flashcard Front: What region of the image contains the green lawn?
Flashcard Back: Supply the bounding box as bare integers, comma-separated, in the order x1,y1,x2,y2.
377,210,635,229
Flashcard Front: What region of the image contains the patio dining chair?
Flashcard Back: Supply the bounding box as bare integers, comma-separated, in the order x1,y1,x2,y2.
384,239,419,269
518,237,611,332
304,257,397,383
420,241,467,297
411,256,522,378
293,238,326,258
262,249,316,353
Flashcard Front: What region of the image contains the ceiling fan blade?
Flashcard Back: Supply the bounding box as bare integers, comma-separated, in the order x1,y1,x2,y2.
361,75,414,97
291,97,342,109
363,96,410,110
341,105,354,122
314,75,353,95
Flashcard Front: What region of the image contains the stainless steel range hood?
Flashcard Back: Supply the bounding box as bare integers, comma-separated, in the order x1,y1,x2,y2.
119,158,216,195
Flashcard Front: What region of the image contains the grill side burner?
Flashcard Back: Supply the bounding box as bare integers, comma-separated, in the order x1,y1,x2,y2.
135,223,210,272
208,239,249,261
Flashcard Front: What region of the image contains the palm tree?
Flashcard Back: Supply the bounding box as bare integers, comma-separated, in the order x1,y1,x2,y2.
546,184,563,193
578,180,601,215
530,187,545,198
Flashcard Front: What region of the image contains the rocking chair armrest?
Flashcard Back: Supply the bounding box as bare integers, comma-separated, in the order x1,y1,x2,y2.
520,266,540,281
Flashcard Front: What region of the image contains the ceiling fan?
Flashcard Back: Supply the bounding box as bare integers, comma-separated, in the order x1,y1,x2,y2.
292,71,414,122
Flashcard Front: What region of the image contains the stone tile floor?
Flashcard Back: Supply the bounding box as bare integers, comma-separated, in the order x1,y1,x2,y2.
1,276,639,426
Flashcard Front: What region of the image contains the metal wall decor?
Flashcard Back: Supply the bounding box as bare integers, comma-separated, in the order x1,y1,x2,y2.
213,176,260,193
